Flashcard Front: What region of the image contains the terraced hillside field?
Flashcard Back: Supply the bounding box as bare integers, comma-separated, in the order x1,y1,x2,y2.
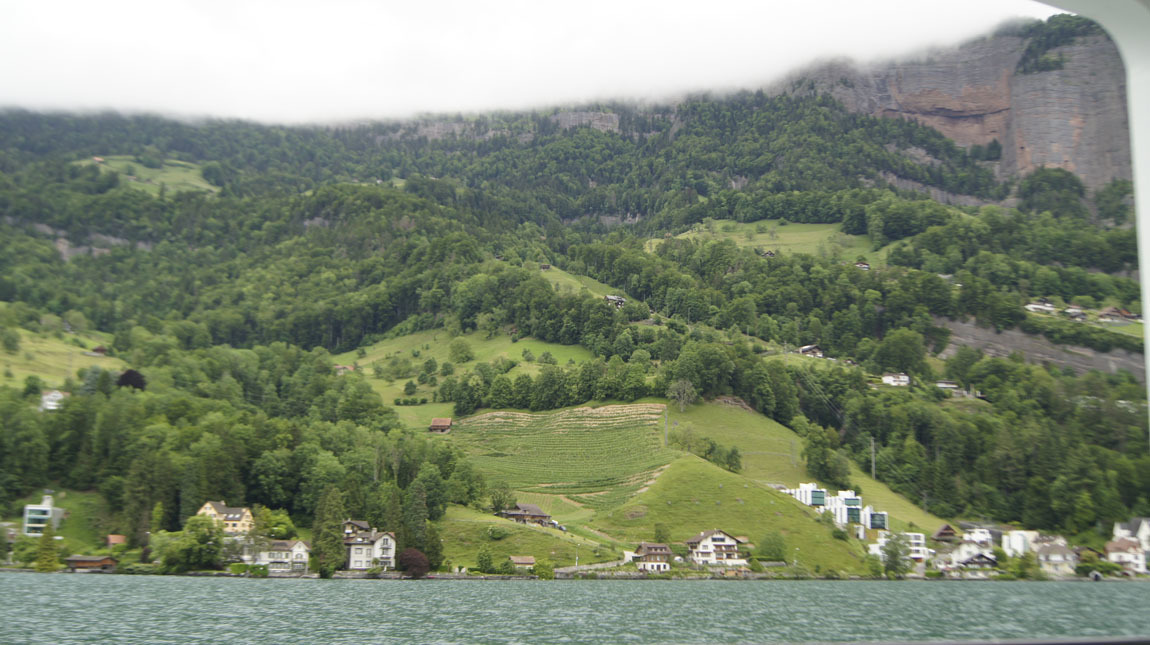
452,404,676,510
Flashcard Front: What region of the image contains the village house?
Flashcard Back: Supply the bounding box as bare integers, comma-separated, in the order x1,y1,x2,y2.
429,417,453,434
633,542,672,572
245,539,311,572
497,503,551,526
343,520,396,570
870,531,930,563
509,555,536,571
1036,543,1078,577
196,501,255,535
685,530,747,566
965,528,994,547
64,555,117,572
1001,530,1040,558
1106,538,1147,574
39,390,69,412
22,495,65,537
333,365,355,375
106,534,126,548
881,373,910,387
1024,302,1057,314
1113,517,1150,551
604,295,626,309
931,524,959,543
958,552,998,575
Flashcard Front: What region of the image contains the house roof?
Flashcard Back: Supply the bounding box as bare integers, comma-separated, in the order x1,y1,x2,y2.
204,501,250,520
429,418,453,429
344,530,394,546
1037,544,1074,558
686,529,735,545
503,503,548,517
344,519,371,531
636,542,671,554
960,553,997,566
65,555,117,563
509,555,536,566
1116,517,1150,533
932,524,958,540
269,539,310,551
1107,538,1142,553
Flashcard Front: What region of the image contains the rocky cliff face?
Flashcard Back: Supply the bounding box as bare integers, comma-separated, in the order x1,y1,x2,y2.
769,34,1131,192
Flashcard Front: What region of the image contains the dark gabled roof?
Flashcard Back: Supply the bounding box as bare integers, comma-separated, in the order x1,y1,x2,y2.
502,503,548,517
344,519,370,530
637,542,671,555
1117,517,1150,532
960,553,997,566
429,417,453,428
1107,538,1142,553
205,501,250,521
686,529,734,545
65,555,117,564
509,555,536,566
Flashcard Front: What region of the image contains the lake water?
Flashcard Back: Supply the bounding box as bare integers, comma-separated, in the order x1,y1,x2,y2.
3,574,1149,644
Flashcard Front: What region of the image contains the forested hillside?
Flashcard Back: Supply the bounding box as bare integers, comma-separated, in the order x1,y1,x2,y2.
1,16,1147,568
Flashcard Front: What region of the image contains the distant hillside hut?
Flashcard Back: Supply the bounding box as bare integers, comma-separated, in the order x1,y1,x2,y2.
429,418,453,434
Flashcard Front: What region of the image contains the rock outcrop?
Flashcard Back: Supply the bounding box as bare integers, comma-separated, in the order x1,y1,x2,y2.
769,34,1131,192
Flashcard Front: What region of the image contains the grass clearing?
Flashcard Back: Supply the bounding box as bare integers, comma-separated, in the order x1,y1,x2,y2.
1,326,124,389
664,399,947,532
437,505,616,569
334,330,593,428
451,404,677,510
537,265,617,299
647,219,887,265
80,155,218,196
3,488,109,553
595,456,867,573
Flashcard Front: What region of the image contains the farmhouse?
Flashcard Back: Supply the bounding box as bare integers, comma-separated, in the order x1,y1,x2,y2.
633,542,672,572
196,501,255,535
797,344,823,358
931,524,959,543
498,503,551,525
604,295,626,309
64,555,117,572
685,529,747,566
854,262,870,270
429,418,453,433
509,555,536,570
539,264,551,270
1106,538,1147,574
334,365,355,375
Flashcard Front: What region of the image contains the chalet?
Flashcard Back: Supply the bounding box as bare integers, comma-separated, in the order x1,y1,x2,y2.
334,365,355,375
539,264,551,270
931,524,959,543
64,555,117,572
1036,543,1077,577
763,250,775,257
854,262,871,271
1113,517,1150,550
604,295,626,309
39,390,69,412
509,555,536,570
1106,537,1147,574
343,520,396,570
92,156,105,163
633,542,672,572
1024,302,1057,314
498,503,551,526
797,344,823,358
881,373,910,387
1098,306,1124,322
196,501,255,535
91,346,108,356
685,529,747,566
959,552,998,570
22,495,65,537
106,534,126,548
246,539,311,572
429,418,453,434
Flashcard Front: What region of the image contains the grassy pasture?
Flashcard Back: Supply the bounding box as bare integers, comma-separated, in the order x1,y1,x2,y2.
80,155,218,196
333,330,593,428
437,505,616,569
537,265,617,299
647,219,887,265
595,456,867,573
450,404,676,510
3,488,109,554
663,400,947,533
1,326,124,389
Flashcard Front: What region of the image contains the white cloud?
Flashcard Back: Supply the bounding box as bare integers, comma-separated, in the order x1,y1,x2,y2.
0,0,1061,123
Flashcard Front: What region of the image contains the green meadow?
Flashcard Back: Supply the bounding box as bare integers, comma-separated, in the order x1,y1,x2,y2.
1,326,124,389
80,155,218,196
647,219,886,265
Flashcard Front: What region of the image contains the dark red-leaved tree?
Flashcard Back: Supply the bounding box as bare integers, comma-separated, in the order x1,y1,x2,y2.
117,369,147,391
398,548,430,579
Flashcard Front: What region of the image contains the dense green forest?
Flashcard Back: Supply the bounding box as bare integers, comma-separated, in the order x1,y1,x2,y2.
2,16,1148,567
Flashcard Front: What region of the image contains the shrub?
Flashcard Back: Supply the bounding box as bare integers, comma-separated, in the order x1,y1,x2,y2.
486,525,509,541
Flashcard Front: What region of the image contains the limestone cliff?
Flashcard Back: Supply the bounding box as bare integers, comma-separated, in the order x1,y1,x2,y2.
768,33,1131,192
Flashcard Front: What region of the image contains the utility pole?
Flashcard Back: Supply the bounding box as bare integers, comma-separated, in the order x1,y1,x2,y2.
664,408,668,447
871,436,876,480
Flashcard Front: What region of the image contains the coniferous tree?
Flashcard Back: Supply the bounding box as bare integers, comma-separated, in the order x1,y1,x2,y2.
312,485,347,578
35,524,60,573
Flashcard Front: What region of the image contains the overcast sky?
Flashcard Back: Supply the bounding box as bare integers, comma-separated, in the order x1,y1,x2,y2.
0,0,1061,124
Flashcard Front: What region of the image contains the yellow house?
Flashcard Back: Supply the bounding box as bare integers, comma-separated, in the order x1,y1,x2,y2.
196,501,254,535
